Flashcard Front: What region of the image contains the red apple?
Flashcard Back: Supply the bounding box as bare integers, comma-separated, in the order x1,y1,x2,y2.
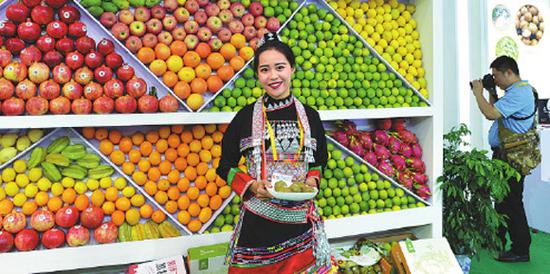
185,0,199,14
0,49,12,67
197,27,212,42
39,80,61,100
93,222,117,244
116,64,135,82
141,33,158,48
18,20,41,42
85,51,104,69
6,3,30,23
163,0,178,12
36,36,56,53
97,38,115,55
53,63,72,84
130,21,146,37
174,7,190,23
68,21,87,38
93,96,114,114
2,98,25,115
118,9,134,25
0,231,14,253
83,81,103,100
126,78,147,98
244,26,257,40
230,2,246,18
19,46,42,66
45,0,67,9
58,6,80,24
162,15,177,31
71,98,92,114
15,80,37,99
76,36,96,54
5,38,25,54
66,225,89,247
50,97,71,114
151,6,166,19
30,209,55,232
254,15,267,29
99,12,116,28
217,0,230,10
94,65,113,84
219,9,233,24
266,17,280,31
249,2,264,17
172,27,187,41
2,211,26,233
0,79,15,100
41,228,65,249
55,37,75,54
146,19,163,35
184,34,199,49
206,16,222,33
62,80,83,100
197,0,209,7
228,19,244,33
43,50,64,68
46,20,68,39
241,13,255,27
3,62,28,83
111,22,130,41
218,27,232,42
26,96,49,115
22,0,42,8
125,36,143,53
138,91,159,113
205,3,220,17
14,229,39,251
0,21,17,37
65,51,85,70
158,31,173,45
134,7,151,22
194,10,207,25
159,95,179,112
183,20,198,34
208,38,222,51
80,206,104,229
115,95,137,113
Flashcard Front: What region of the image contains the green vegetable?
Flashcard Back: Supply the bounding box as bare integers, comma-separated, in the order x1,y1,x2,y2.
88,6,104,17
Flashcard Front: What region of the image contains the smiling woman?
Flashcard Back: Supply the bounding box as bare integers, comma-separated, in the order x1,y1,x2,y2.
217,32,332,273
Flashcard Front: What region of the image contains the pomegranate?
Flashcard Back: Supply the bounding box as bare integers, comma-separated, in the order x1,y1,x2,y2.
103,79,124,99
49,96,71,115
2,98,25,116
138,93,159,113
0,78,15,100
14,229,39,251
116,64,135,82
80,206,104,229
3,62,28,83
26,96,49,115
71,98,92,115
19,45,42,66
83,82,103,101
17,20,41,42
28,62,50,84
55,206,79,228
66,225,89,247
53,63,73,84
30,209,55,232
93,222,118,244
62,80,83,100
39,80,61,100
115,95,137,113
159,95,179,112
15,79,37,100
41,228,65,249
125,78,146,98
0,230,14,253
93,96,115,114
0,49,12,67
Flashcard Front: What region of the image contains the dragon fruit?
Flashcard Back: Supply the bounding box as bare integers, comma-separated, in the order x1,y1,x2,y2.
358,131,373,150
391,155,407,171
392,119,406,131
332,130,349,147
407,158,426,173
348,137,365,157
378,160,396,177
398,172,414,189
373,130,389,146
335,120,358,135
376,118,392,130
363,151,378,165
388,136,402,154
411,143,423,158
374,144,391,160
400,143,413,158
412,172,428,185
398,129,417,144
416,184,432,200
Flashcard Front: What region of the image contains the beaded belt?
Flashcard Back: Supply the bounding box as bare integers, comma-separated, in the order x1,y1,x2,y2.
243,197,309,224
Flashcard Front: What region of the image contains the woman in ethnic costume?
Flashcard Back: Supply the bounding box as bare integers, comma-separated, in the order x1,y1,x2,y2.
217,32,331,273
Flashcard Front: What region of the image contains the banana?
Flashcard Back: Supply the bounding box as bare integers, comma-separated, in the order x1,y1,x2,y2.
45,153,71,167
47,136,70,154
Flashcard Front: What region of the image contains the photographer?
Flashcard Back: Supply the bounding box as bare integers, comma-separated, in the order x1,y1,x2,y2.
471,55,535,263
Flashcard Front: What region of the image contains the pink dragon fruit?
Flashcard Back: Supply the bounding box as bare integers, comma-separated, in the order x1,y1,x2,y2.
398,129,417,144
363,151,378,165
332,130,349,147
348,137,365,157
411,143,423,159
407,158,426,173
373,130,389,146
335,120,358,135
391,155,407,171
398,172,414,189
416,184,432,200
392,119,406,131
400,143,413,158
378,160,396,177
376,118,392,130
358,131,373,150
412,172,428,185
388,136,402,154
374,144,391,160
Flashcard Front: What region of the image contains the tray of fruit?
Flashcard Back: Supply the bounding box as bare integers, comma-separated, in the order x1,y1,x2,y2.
0,0,185,116
266,180,318,201
0,129,52,168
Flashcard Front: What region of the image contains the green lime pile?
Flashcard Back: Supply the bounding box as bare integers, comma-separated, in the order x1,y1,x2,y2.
210,68,263,112
317,143,424,220
203,195,241,234
251,0,300,24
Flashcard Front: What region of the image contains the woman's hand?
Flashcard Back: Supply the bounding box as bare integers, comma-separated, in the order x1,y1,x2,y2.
250,180,274,199
305,177,318,188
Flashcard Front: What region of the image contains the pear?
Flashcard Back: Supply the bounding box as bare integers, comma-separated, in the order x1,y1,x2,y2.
0,133,18,148
27,129,44,143
0,147,17,163
16,136,31,151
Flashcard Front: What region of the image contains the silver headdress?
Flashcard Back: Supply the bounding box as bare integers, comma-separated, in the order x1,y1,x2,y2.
256,32,281,48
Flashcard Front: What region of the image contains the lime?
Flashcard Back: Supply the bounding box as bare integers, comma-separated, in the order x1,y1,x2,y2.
223,205,231,215
341,187,349,197
224,215,233,225
214,216,225,227
370,190,379,200
323,206,332,216
333,188,341,197
323,188,332,198
221,225,233,232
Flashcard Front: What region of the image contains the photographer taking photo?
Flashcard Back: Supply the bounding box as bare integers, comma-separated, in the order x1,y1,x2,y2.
472,55,536,263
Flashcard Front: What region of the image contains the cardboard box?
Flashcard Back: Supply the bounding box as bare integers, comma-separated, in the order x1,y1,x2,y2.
187,243,229,274
391,238,462,274
127,256,187,274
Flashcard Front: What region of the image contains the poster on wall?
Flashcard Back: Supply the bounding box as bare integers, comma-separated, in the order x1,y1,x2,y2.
488,0,549,98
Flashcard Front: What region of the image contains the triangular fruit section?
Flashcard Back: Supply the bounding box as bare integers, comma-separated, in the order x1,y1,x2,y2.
0,127,182,253
78,124,235,234
327,119,431,201
0,0,184,116
79,0,302,111
320,133,428,220
326,0,430,99
0,129,54,169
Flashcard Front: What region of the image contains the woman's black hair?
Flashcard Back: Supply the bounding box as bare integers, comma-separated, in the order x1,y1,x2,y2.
253,32,295,73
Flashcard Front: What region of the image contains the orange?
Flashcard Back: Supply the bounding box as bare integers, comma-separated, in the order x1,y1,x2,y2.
74,194,89,211
149,59,167,76
195,42,211,58
155,191,168,204
170,40,188,56
139,141,153,156
155,43,171,60
188,202,201,217
192,125,205,139
190,77,208,94
163,71,179,87
196,162,209,176
174,157,188,171
167,169,180,184
167,186,180,200
209,195,223,210
115,197,131,211
102,201,116,215
195,64,212,80
188,219,202,233
229,56,245,71
62,188,77,204
180,130,193,143
105,187,119,202
220,43,237,60
143,181,158,196
199,150,212,163
230,33,246,49
111,210,125,226
148,167,161,182
177,210,191,225
189,140,202,153
187,186,200,200
217,65,235,81
212,131,224,143
132,171,147,186
186,93,205,111
47,197,62,212
110,150,125,166
206,53,225,70
219,185,232,199
205,182,218,196
204,124,216,133
157,179,170,191
82,127,95,139
177,178,190,192
137,159,151,172
167,134,181,148
35,191,49,206
109,129,122,144
205,168,217,182
158,126,171,139
174,81,191,99
159,160,172,175
99,139,114,155
122,162,135,175
126,208,140,225
207,75,224,93
194,175,207,190
0,200,14,216
239,46,254,61
186,153,200,167
212,157,220,169
197,193,210,208
95,128,108,141
210,144,222,158
132,132,145,145
156,139,168,153
198,207,212,223
183,51,201,67
151,210,166,223
165,200,178,214
149,151,162,166
165,148,178,162
184,166,198,181
140,204,154,218
218,124,229,133
128,149,141,164
138,47,156,64
22,201,38,216
177,194,190,210
146,131,160,143
119,137,133,153
91,189,105,207
171,125,184,134
178,142,191,156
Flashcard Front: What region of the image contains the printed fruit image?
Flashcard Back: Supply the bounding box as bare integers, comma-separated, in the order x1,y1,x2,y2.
91,0,298,111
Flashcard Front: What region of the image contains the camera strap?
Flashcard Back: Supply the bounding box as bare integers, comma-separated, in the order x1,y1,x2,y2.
510,87,538,121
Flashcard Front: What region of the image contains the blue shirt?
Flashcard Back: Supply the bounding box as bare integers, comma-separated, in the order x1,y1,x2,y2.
488,80,535,148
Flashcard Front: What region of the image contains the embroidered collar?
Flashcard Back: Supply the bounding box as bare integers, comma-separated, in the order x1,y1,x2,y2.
263,95,294,112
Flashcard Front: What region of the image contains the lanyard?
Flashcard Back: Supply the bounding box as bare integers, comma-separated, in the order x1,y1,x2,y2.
262,104,304,162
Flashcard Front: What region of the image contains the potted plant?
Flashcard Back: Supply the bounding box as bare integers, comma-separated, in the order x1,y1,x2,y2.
437,124,521,270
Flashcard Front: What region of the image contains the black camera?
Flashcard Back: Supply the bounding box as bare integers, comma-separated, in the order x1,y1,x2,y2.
470,74,496,91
